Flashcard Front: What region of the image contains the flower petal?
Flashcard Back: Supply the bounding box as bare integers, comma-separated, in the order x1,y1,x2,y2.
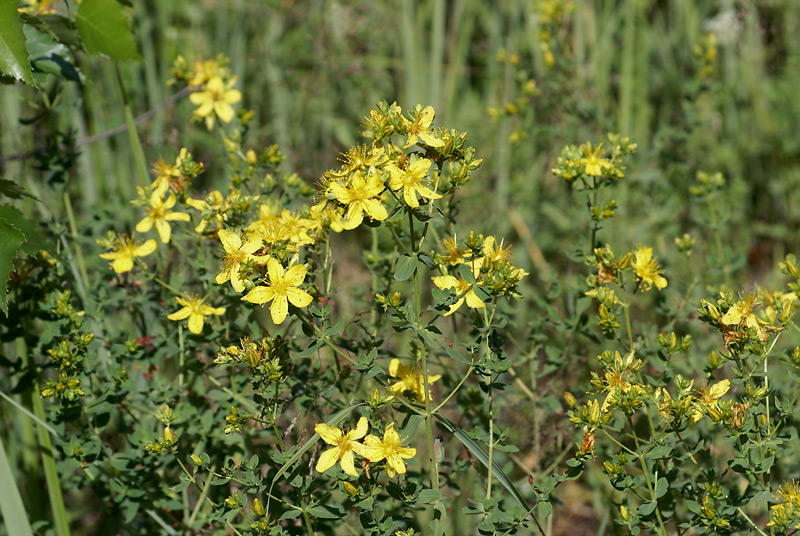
315,447,340,473
168,307,191,321
243,286,276,305
266,257,284,285
286,287,313,308
283,264,307,287
350,417,369,440
270,295,289,324
315,423,343,445
187,313,204,334
155,219,172,244
136,216,154,233
339,450,358,477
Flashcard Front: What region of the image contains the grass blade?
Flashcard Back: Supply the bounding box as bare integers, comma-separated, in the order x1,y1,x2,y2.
0,433,34,536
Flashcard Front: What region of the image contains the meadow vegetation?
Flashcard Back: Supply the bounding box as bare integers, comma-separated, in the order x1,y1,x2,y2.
3,1,800,535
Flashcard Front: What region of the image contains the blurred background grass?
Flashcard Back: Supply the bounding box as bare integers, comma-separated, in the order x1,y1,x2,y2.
4,0,800,533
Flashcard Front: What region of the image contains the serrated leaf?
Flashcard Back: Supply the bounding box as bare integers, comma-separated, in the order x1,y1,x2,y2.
0,2,34,84
0,205,56,257
394,254,417,281
0,179,36,200
76,0,142,61
0,220,24,316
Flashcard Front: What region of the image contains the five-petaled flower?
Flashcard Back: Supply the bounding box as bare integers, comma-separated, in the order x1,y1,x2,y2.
387,158,441,208
189,76,242,129
243,257,313,324
216,229,265,292
167,294,226,335
314,417,368,477
99,234,157,274
136,190,191,244
399,105,445,149
631,247,667,291
364,424,416,476
388,358,441,402
329,170,388,230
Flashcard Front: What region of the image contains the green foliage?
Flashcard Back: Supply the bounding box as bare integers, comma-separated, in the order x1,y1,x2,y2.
4,1,800,535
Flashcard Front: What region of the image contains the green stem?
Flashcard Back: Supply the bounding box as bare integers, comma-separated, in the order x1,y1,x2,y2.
299,494,316,536
114,65,149,188
409,210,440,493
627,415,668,535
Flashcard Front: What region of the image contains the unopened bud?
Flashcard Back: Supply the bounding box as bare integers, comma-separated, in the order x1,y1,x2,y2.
563,391,577,407
246,150,257,165
252,497,265,516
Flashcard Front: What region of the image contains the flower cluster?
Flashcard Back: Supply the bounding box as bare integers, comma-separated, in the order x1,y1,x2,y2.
552,134,637,187
431,232,528,316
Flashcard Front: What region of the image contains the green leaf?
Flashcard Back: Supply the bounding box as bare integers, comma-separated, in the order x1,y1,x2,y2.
0,205,56,257
394,253,417,281
0,434,34,536
644,445,672,460
0,1,34,84
435,414,530,512
655,477,668,499
0,220,24,316
19,14,82,48
639,500,657,516
307,504,344,519
0,179,36,200
76,0,142,61
416,489,441,505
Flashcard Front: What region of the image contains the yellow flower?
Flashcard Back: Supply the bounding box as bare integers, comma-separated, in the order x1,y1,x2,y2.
189,76,242,129
581,143,612,176
387,158,441,208
216,230,265,292
314,416,368,477
438,236,468,265
631,247,667,291
167,294,226,334
388,358,441,402
364,424,416,476
135,190,191,244
279,209,315,246
720,295,760,331
99,234,157,273
431,271,486,316
399,105,445,149
329,170,388,230
243,258,313,324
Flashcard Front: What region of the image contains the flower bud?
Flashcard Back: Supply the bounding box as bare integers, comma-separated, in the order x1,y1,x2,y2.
191,454,203,466
563,391,577,407
163,426,175,445
252,497,265,516
246,150,257,165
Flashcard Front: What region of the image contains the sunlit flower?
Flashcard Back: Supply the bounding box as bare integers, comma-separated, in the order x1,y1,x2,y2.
364,424,416,476
314,417,368,477
631,247,667,291
720,295,760,331
388,358,441,402
438,236,468,265
216,230,265,292
167,294,226,334
329,170,387,230
431,271,486,316
399,105,444,149
189,76,242,129
387,158,441,208
243,258,313,324
136,190,191,244
98,234,157,274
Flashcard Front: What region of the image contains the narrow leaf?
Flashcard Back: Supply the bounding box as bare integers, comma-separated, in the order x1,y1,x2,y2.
435,414,530,511
0,220,24,316
0,434,34,536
